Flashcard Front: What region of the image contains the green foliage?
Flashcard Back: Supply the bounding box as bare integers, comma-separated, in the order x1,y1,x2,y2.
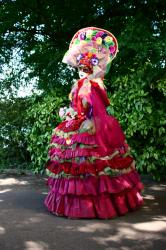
106,63,166,180
26,91,68,173
0,0,166,179
0,97,31,171
1,0,165,91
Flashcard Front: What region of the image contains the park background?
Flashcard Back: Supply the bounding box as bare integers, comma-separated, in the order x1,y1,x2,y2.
0,0,165,180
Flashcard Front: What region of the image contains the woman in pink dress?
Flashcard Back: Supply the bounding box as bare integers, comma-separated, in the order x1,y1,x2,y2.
44,27,144,219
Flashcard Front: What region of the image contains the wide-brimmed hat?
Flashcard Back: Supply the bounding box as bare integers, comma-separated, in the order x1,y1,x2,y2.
62,27,118,77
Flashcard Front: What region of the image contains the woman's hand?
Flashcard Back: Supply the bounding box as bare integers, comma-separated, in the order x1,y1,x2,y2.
59,107,77,121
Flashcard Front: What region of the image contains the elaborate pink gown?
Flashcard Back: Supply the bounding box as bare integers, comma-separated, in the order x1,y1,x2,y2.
44,77,144,218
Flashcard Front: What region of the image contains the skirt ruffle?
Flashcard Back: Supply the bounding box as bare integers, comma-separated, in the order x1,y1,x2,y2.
51,133,96,146
46,156,133,176
44,170,144,219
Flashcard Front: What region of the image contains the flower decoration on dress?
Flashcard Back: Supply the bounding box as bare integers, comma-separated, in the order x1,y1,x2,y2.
62,27,118,77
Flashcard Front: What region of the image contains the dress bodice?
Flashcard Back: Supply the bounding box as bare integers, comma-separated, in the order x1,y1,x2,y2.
71,77,110,118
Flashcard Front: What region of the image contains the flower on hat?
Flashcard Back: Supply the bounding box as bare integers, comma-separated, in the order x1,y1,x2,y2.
87,52,93,58
91,57,99,66
96,37,102,45
109,46,116,54
86,30,93,39
104,36,113,43
79,32,86,40
95,31,104,38
76,51,99,68
74,39,80,45
80,40,87,45
63,27,118,76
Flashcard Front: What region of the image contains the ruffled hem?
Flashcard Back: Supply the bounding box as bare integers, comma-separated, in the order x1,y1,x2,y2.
49,147,102,159
44,170,144,218
45,189,143,219
51,133,96,146
46,156,134,175
46,170,143,195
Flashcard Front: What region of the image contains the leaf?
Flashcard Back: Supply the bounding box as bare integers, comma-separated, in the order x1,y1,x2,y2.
146,107,152,114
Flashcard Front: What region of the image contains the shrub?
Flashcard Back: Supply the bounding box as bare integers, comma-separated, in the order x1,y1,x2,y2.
106,65,166,180
26,91,68,173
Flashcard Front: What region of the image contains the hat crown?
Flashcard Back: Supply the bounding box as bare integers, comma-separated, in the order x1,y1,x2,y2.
62,27,118,77
69,27,118,60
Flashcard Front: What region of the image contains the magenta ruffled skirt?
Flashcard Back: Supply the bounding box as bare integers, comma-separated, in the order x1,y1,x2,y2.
44,170,144,219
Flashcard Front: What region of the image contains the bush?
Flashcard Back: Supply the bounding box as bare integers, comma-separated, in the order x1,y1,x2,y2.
26,67,166,180
106,64,166,180
26,91,68,173
0,97,31,171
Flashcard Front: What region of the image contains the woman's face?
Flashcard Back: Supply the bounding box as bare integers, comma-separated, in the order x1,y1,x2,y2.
78,65,93,79
78,70,89,79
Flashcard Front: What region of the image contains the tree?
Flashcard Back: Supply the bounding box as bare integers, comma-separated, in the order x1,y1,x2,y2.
0,0,165,179
0,97,31,170
1,0,164,90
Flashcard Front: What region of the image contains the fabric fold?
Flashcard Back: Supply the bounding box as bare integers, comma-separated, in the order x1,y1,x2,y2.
46,170,144,196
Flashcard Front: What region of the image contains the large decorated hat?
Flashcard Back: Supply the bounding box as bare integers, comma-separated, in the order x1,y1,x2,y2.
62,27,118,77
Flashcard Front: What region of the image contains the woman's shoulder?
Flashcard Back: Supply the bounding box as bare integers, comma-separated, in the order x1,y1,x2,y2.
90,78,110,106
90,78,106,90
